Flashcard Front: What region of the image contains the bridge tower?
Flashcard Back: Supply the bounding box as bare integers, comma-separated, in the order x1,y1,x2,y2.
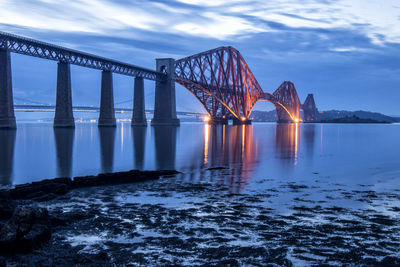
0,48,16,128
54,61,75,127
131,77,147,126
302,94,318,122
151,58,179,126
98,70,116,127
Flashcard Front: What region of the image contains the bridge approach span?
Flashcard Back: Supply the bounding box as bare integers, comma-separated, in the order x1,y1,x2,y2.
0,31,162,80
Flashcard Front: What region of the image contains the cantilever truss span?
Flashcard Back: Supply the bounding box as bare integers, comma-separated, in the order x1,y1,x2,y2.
175,46,303,122
175,46,263,120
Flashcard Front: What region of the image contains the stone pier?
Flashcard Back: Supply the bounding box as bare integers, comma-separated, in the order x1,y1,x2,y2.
151,58,180,126
131,77,147,126
98,70,116,127
0,49,16,129
54,61,75,128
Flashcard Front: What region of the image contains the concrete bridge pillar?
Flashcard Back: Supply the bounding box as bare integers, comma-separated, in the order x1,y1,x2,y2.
54,61,75,128
151,58,180,126
98,70,116,127
0,49,16,129
131,77,147,126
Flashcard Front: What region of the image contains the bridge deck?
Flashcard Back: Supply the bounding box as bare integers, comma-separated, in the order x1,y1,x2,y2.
0,31,164,81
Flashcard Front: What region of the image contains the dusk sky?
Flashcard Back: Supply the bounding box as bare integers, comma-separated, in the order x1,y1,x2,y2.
1,0,399,115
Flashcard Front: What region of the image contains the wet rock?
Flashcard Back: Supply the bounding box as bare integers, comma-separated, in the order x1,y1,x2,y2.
214,258,239,266
381,256,400,266
95,251,110,261
2,170,179,203
370,215,396,226
206,166,229,170
0,198,16,220
10,178,72,200
0,206,51,253
72,170,179,188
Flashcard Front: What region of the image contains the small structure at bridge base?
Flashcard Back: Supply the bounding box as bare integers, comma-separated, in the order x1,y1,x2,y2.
0,49,16,129
208,117,228,125
98,70,116,127
54,61,75,128
151,58,180,126
131,77,147,126
233,119,252,125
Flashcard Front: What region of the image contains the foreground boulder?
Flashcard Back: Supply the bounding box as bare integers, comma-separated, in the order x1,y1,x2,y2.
0,206,51,253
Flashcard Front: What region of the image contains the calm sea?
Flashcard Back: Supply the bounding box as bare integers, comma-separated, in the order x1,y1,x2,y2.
1,112,399,192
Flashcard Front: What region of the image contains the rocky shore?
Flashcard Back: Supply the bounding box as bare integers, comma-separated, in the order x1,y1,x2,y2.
0,169,178,260
1,169,400,266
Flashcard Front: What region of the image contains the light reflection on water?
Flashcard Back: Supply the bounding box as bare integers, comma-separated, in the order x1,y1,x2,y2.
0,122,399,193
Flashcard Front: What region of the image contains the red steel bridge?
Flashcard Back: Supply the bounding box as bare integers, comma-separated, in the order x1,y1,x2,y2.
175,46,317,124
0,31,317,129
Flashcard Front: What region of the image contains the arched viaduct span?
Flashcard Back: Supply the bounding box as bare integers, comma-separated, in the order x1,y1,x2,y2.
0,32,317,129
175,46,317,124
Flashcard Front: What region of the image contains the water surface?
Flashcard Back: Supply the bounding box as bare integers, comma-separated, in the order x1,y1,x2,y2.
1,121,399,192
3,120,400,265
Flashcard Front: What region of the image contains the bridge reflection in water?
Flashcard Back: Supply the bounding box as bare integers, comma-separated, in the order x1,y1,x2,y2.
99,127,116,173
177,123,315,193
274,123,299,162
176,124,259,193
153,126,177,170
54,128,74,178
132,127,146,170
0,129,16,185
0,123,313,193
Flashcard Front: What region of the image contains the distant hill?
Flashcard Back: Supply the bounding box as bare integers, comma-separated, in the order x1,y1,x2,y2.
319,115,390,124
391,117,400,122
251,110,278,122
318,110,396,123
250,109,396,123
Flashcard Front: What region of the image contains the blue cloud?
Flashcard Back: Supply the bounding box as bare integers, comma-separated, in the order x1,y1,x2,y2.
0,0,399,115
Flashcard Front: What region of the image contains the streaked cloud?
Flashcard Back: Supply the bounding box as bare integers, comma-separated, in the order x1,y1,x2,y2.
1,0,399,45
0,0,399,114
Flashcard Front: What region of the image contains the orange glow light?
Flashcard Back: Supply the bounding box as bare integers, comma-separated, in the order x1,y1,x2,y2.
294,118,299,123
241,117,246,121
203,115,210,122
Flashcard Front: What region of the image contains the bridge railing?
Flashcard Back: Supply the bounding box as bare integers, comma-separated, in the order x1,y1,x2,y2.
0,31,164,81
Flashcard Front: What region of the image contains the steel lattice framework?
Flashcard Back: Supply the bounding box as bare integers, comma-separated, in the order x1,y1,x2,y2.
175,47,301,122
302,94,318,122
0,31,163,81
175,46,264,120
271,81,301,122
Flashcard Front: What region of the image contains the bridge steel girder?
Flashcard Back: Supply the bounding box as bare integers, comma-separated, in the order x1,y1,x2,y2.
175,46,264,121
0,31,164,81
